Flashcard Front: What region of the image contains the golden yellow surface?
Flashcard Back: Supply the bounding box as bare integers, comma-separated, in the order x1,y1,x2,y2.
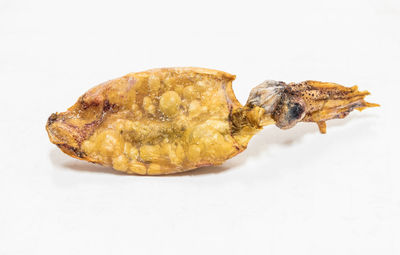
46,68,377,175
47,68,261,175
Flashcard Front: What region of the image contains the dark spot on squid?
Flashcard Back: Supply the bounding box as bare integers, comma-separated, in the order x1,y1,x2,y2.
287,102,305,121
103,100,112,111
57,144,86,158
103,99,118,113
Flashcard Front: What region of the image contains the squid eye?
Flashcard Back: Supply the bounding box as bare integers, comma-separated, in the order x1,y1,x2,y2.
288,102,305,121
272,98,306,130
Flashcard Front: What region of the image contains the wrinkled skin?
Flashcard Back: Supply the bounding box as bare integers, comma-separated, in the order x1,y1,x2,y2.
46,68,378,175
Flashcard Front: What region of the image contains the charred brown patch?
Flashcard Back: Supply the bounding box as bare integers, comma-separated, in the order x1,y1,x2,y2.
47,113,58,126
103,99,118,113
57,143,86,158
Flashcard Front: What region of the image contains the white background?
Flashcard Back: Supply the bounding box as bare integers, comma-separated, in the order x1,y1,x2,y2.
0,0,399,254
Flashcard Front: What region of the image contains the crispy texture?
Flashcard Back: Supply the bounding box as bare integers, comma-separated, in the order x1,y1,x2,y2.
46,68,260,175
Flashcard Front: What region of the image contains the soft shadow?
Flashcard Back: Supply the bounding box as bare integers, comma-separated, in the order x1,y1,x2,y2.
164,164,233,177
176,113,377,176
49,113,377,176
237,113,376,157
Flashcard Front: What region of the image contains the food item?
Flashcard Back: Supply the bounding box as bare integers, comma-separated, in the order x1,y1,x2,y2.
46,67,378,175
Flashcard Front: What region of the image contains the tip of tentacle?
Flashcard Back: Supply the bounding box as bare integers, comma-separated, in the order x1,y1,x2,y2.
356,102,380,111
